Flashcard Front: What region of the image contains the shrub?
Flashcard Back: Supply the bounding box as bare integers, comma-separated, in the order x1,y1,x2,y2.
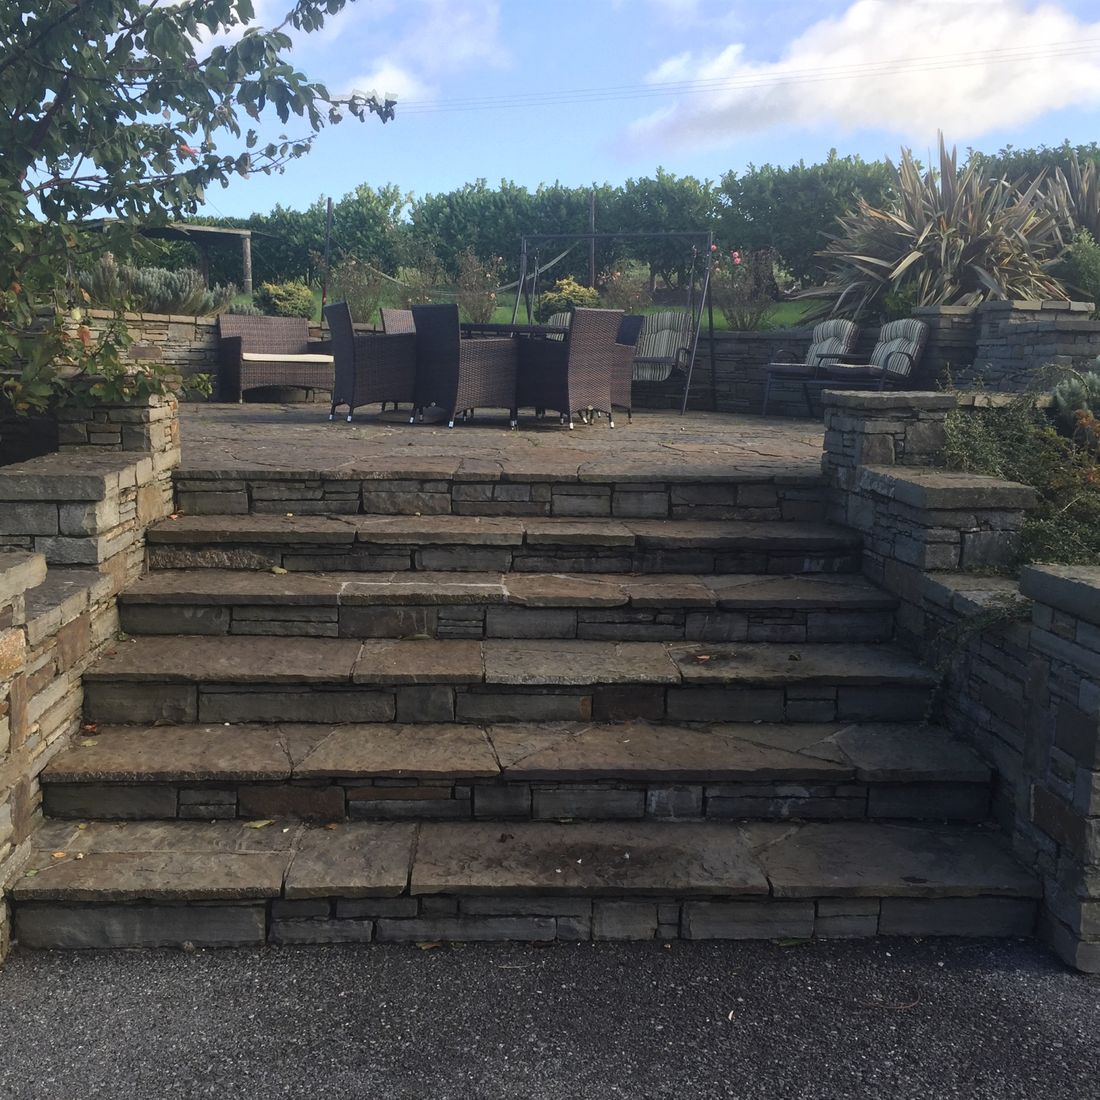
944,396,1100,566
536,276,600,322
454,249,505,324
1061,230,1100,312
322,254,386,326
600,264,652,313
227,301,264,316
254,280,315,318
1052,368,1100,446
710,248,777,331
80,254,235,316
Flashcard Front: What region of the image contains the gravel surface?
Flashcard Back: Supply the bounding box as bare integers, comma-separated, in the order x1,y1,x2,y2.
0,938,1097,1100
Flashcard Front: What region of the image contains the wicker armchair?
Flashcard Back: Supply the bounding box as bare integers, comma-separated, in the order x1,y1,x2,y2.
217,315,334,402
323,301,417,422
516,307,624,429
610,314,645,423
381,308,416,334
761,319,859,415
410,303,518,428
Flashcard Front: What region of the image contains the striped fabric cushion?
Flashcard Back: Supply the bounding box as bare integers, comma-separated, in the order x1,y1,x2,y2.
634,311,693,363
544,311,571,340
868,318,928,376
805,319,858,365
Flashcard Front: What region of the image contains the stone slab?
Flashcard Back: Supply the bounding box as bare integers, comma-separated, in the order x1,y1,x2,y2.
147,514,357,544
482,640,680,686
522,520,635,547
341,575,507,606
857,465,1038,510
0,452,151,501
1021,564,1100,628
831,724,991,783
352,640,483,684
757,823,1041,899
122,569,344,605
284,822,416,898
410,822,769,896
44,724,305,782
0,550,47,605
502,574,627,608
669,643,935,686
349,516,524,546
704,574,896,610
492,721,852,782
86,635,363,683
296,724,499,779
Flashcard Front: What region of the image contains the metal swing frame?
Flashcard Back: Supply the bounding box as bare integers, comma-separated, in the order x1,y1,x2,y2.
510,230,717,414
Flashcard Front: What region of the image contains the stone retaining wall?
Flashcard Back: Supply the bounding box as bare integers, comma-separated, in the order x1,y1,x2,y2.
821,389,1100,970
0,398,182,959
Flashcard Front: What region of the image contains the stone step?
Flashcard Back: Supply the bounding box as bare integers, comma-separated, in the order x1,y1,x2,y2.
145,515,862,575
41,720,992,824
82,636,938,727
11,818,1040,948
118,570,897,643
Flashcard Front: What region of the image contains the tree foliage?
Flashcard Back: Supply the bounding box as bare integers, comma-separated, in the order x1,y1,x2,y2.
718,152,893,285
0,0,392,409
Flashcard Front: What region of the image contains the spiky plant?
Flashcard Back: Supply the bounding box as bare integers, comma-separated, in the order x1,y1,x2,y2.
805,135,1069,318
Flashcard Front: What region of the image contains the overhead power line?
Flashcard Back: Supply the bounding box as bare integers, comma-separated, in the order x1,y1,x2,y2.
395,37,1100,115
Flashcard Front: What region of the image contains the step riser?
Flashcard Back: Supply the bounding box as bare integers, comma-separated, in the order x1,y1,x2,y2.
117,603,895,644
42,778,991,824
13,894,1038,949
84,682,935,727
147,544,860,576
173,476,828,523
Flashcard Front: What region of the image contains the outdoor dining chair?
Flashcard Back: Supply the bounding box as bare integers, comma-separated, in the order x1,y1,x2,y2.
761,319,859,415
610,314,645,423
324,300,417,421
516,307,624,429
410,303,518,428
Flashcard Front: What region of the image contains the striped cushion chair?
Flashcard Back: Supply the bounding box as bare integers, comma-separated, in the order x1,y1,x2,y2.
632,310,694,383
761,319,859,415
544,311,572,341
818,318,929,385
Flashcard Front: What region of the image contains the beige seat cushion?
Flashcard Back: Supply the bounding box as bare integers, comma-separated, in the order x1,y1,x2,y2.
240,352,334,364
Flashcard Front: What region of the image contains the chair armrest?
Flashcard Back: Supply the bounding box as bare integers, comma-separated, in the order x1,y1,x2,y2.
882,349,916,375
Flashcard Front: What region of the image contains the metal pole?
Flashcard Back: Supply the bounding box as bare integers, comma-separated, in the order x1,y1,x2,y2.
588,189,596,287
681,259,713,416
512,239,527,324
320,196,334,311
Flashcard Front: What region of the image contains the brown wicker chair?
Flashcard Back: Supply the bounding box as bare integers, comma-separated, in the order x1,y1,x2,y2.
323,301,417,422
610,314,644,423
380,308,415,334
516,307,624,429
410,303,518,428
217,315,334,402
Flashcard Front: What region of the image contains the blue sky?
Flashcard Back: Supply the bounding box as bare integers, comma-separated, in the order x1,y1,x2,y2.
198,0,1100,218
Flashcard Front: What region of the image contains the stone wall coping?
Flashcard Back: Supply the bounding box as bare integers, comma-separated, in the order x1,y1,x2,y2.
953,392,1054,409
857,464,1039,509
0,551,47,607
24,568,113,646
822,391,957,411
0,452,155,501
920,571,1027,618
912,305,976,317
86,308,218,324
1020,565,1100,628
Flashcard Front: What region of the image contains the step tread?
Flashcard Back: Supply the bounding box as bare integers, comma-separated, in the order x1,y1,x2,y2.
43,721,991,785
120,570,897,612
147,514,861,551
85,636,937,688
14,819,1040,903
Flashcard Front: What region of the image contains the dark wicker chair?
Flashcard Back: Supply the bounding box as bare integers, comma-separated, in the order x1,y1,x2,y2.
610,314,645,423
217,315,334,402
516,307,624,429
323,301,417,422
410,303,518,428
381,308,416,334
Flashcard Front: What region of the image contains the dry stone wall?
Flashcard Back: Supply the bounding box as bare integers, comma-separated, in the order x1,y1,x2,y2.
821,388,1100,971
0,398,181,960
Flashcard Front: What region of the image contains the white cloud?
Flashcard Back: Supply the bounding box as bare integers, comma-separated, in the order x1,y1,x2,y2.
346,63,429,104
628,0,1100,150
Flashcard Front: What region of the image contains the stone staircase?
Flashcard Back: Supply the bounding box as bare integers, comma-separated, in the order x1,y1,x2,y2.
11,468,1040,949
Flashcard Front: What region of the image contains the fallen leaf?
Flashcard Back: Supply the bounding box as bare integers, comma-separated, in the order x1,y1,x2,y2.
416,941,443,951
23,869,37,877
81,723,98,734
774,937,811,947
75,853,85,860
169,513,180,520
323,822,340,830
271,566,288,575
76,823,88,830
81,738,98,747
51,851,66,859
693,654,712,663
243,819,274,829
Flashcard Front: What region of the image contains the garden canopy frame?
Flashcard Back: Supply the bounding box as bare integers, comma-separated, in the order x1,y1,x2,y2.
511,230,716,414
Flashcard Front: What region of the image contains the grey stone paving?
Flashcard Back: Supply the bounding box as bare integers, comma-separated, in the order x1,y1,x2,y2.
178,404,825,480
0,939,1095,1099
